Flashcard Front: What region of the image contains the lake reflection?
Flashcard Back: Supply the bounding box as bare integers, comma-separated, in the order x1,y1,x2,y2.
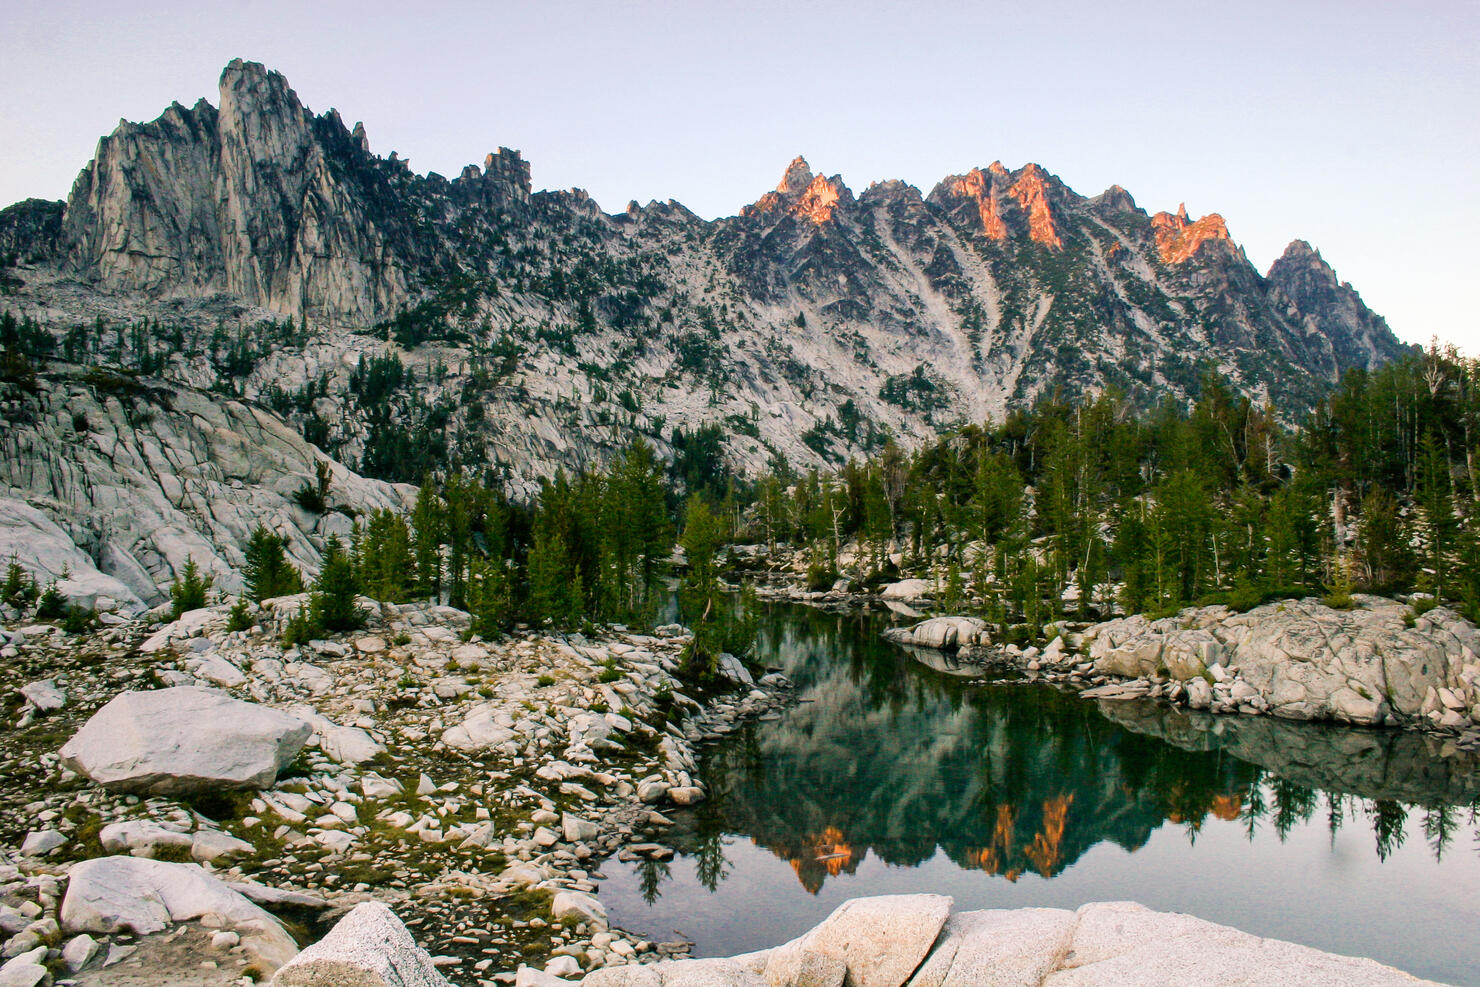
599,603,1480,985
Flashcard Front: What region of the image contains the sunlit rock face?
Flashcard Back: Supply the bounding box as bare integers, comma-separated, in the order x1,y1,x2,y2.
1151,203,1233,264
1,58,1410,494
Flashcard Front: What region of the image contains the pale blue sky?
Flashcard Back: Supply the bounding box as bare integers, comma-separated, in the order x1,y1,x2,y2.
2,0,1475,349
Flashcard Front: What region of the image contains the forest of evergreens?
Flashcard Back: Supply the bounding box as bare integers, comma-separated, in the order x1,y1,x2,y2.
230,344,1480,667
744,345,1480,631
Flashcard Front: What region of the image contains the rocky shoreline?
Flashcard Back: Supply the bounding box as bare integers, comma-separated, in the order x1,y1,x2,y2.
257,890,1448,986
0,593,790,984
757,570,1480,752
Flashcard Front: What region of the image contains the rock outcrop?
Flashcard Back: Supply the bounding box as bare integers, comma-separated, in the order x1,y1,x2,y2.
1083,597,1480,727
295,894,1443,986
883,616,990,652
60,856,299,971
59,686,312,794
270,901,448,986
0,498,144,612
0,364,414,597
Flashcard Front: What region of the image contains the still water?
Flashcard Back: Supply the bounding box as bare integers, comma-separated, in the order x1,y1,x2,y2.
599,602,1480,985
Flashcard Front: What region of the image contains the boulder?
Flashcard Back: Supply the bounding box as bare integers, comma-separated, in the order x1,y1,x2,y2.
61,856,297,970
1184,676,1213,709
880,580,933,602
717,653,755,686
61,934,99,972
58,686,311,794
192,828,256,863
18,680,65,713
550,890,606,926
884,617,989,652
442,704,517,751
287,705,385,764
1049,900,1443,985
0,959,48,987
765,894,951,987
582,959,764,986
762,946,846,987
98,820,193,856
562,813,600,843
270,900,449,986
516,966,577,986
908,907,1076,986
184,652,246,687
18,830,65,857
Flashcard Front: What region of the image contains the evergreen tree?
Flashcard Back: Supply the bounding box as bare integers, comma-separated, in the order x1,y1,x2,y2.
411,477,444,601
311,536,364,633
169,557,212,620
242,525,303,601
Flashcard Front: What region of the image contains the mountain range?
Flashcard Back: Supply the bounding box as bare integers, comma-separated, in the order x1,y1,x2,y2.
0,59,1408,600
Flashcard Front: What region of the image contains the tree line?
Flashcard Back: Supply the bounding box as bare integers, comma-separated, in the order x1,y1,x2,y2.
232,440,745,677
740,345,1480,631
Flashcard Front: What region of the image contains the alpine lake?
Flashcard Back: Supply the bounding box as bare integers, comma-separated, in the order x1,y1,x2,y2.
597,599,1480,986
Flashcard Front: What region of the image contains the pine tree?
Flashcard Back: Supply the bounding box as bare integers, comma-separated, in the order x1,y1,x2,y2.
169,557,212,620
1356,488,1415,594
312,536,364,633
1415,432,1458,599
526,519,574,627
411,477,444,601
242,525,303,601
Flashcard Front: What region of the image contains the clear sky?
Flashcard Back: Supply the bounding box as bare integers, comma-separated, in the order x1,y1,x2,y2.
2,0,1475,350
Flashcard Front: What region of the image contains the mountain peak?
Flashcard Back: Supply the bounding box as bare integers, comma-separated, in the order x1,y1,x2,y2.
217,56,308,143
778,156,815,195
1277,239,1321,264
1151,206,1231,264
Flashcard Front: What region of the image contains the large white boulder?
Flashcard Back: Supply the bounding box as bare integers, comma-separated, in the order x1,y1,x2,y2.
909,907,1076,986
880,579,934,602
1044,900,1442,985
61,856,297,971
580,898,1441,986
59,686,311,794
884,617,989,652
442,703,518,751
582,958,764,986
766,894,952,987
270,900,449,986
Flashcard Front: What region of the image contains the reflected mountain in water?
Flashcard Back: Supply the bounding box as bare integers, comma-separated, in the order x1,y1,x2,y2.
673,604,1480,894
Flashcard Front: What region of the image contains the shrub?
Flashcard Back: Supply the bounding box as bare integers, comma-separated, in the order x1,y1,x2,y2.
806,562,839,592
225,599,254,633
282,606,317,648
2,557,37,607
35,581,67,620
1321,554,1356,611
293,460,333,514
62,606,95,634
